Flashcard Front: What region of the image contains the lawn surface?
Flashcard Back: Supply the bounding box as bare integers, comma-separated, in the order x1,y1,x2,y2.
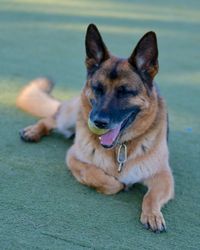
0,0,200,249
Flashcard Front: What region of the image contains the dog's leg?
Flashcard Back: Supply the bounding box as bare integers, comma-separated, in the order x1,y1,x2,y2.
20,116,56,142
67,146,124,195
141,169,174,232
19,96,80,142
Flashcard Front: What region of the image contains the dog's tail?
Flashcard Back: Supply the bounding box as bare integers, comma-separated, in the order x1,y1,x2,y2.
16,77,61,118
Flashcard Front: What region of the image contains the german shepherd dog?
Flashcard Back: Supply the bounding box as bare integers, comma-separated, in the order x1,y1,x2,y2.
17,24,174,233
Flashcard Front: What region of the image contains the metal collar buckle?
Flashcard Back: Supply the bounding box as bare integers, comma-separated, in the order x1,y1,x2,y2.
117,143,127,172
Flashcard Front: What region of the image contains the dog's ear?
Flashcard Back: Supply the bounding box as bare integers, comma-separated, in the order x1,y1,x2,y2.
85,24,109,73
128,31,158,88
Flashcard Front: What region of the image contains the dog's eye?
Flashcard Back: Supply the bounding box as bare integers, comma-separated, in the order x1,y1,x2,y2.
91,82,105,96
116,86,138,98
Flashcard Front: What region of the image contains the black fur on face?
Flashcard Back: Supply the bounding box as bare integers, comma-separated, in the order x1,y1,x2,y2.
89,76,141,131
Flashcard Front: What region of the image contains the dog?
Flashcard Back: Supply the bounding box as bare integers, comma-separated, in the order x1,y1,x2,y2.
17,24,174,233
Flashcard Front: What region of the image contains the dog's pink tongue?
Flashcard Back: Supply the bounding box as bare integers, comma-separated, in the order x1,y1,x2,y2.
100,124,121,147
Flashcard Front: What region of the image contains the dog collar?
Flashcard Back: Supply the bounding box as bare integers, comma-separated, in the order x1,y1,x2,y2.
117,143,127,172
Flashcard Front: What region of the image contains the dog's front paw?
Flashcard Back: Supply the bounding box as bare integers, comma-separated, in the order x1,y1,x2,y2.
19,125,41,142
140,211,166,233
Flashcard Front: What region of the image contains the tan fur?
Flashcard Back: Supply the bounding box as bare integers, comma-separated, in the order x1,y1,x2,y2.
16,78,60,118
17,27,174,233
67,146,123,195
17,78,80,141
21,117,56,142
56,97,80,138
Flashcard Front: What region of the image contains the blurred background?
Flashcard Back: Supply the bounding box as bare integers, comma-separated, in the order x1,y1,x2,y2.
0,0,199,249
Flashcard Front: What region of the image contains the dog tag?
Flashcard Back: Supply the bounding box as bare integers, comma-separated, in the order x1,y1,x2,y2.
117,143,127,172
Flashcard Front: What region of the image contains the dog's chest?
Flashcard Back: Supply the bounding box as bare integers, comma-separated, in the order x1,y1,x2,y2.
76,128,163,184
118,141,154,185
92,148,118,175
119,165,145,185
75,136,117,175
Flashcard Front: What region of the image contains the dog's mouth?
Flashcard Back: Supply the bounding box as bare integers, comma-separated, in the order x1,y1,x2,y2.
99,110,140,149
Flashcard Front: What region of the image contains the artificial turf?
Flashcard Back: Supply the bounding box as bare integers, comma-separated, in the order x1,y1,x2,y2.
0,0,200,249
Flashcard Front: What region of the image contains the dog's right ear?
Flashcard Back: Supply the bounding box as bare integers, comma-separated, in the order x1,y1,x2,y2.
85,24,109,73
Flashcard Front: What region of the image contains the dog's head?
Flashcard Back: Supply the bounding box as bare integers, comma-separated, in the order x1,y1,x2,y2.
82,24,159,148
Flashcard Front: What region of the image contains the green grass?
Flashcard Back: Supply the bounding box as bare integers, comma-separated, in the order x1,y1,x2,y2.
0,0,200,249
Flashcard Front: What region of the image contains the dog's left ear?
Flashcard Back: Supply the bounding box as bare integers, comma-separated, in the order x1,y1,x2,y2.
85,24,109,73
128,31,158,88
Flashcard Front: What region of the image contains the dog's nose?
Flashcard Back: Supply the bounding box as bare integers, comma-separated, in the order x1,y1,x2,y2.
93,118,110,129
